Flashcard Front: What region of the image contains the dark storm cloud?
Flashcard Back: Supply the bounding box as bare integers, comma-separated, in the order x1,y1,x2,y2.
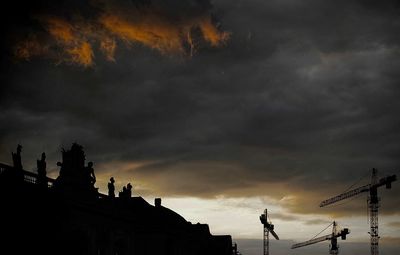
1,0,400,216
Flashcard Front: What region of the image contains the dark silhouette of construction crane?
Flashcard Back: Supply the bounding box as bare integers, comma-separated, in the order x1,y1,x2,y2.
259,209,279,255
291,221,349,255
319,168,397,255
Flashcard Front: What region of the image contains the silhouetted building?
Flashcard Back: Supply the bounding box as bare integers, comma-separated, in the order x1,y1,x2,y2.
0,143,235,255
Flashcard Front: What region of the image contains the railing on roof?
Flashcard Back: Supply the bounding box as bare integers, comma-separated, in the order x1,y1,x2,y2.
0,162,110,198
0,163,11,174
0,162,55,188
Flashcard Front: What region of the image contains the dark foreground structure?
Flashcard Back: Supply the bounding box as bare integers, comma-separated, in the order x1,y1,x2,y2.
0,143,235,255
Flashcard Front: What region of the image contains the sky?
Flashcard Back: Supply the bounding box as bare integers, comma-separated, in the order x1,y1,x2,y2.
1,0,400,254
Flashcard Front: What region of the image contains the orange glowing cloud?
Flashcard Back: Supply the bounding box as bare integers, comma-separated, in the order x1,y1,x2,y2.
198,17,230,47
100,14,184,54
45,17,75,43
67,41,94,67
14,16,97,67
100,37,117,62
14,35,47,61
13,2,230,67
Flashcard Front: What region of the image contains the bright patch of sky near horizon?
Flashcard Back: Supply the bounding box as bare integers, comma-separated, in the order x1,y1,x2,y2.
145,196,400,242
45,164,400,243
15,158,400,245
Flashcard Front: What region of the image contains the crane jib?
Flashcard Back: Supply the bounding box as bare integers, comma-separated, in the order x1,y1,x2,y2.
270,229,279,240
319,175,397,208
319,184,370,207
291,234,331,249
291,227,350,249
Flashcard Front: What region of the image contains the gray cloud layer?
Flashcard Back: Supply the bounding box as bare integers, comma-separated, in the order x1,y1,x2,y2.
1,0,400,216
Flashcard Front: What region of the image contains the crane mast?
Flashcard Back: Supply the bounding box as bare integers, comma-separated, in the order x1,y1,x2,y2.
369,168,379,255
320,168,397,255
331,221,338,255
260,209,279,255
264,221,269,255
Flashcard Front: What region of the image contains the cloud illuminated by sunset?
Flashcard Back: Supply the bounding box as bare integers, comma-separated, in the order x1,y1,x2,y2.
13,1,230,67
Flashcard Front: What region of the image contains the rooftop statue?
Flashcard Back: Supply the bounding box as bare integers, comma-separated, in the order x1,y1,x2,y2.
12,144,23,170
54,143,97,195
36,152,47,188
108,177,115,197
11,144,24,180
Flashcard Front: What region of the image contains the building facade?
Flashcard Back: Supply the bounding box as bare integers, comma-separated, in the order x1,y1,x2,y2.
0,143,234,255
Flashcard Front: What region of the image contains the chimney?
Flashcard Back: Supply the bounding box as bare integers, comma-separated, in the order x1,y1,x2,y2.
155,198,162,207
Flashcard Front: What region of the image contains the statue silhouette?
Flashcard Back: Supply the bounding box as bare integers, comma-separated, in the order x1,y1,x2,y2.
12,144,23,169
84,162,96,187
37,152,47,187
54,143,98,198
11,144,24,180
108,177,115,197
119,186,127,198
118,183,133,199
127,183,132,197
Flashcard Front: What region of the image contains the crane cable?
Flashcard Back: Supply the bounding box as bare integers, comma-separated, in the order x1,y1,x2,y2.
324,170,371,208
343,170,371,193
341,170,372,224
321,170,372,210
310,221,334,240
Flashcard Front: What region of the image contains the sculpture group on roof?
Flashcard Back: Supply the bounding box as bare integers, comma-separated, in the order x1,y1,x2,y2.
9,143,134,199
119,182,133,199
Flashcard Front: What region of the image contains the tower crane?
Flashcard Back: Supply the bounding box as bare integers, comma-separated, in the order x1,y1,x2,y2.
260,209,279,255
291,221,350,255
319,168,397,255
